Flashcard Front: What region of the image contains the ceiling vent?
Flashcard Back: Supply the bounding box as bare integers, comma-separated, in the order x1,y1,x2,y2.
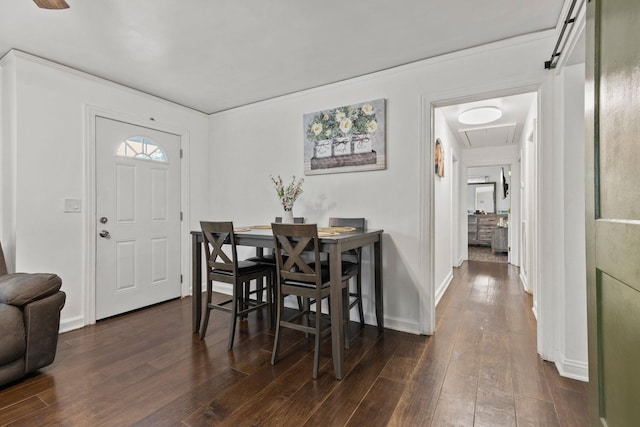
458,123,517,148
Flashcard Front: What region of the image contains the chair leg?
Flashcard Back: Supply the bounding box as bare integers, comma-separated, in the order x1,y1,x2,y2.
356,273,365,327
265,274,273,327
271,287,283,365
256,276,264,303
304,298,311,340
199,279,213,339
313,303,322,379
343,285,350,350
242,281,250,319
228,283,240,350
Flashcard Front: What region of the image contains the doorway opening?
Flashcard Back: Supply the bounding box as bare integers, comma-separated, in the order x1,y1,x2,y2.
467,164,511,264
429,87,540,338
433,90,537,280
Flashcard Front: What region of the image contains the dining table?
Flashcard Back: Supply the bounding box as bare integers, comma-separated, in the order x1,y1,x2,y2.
190,225,384,380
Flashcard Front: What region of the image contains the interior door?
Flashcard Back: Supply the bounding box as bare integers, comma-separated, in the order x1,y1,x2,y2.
96,117,181,320
586,0,640,425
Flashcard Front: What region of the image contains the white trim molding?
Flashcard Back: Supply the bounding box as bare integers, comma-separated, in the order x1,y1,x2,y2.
435,270,453,307
555,356,589,382
84,105,191,326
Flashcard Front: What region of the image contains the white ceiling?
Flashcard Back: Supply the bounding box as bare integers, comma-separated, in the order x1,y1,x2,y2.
438,92,537,149
0,0,569,114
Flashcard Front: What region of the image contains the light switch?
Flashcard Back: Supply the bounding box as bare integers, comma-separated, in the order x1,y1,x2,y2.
64,198,82,213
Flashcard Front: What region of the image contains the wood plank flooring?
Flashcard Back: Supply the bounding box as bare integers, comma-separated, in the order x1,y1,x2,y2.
0,261,588,426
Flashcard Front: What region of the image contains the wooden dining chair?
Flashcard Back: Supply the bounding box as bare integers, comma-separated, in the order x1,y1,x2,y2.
199,221,274,349
270,223,353,379
329,217,366,327
247,216,305,265
244,217,305,308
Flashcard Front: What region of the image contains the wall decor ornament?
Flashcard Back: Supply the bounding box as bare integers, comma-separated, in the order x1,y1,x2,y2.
303,99,386,175
435,138,444,177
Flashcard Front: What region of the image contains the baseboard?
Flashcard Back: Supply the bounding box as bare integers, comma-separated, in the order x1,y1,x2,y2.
435,271,454,306
378,313,421,335
519,271,531,293
59,315,85,333
456,256,464,267
555,356,589,382
213,281,421,335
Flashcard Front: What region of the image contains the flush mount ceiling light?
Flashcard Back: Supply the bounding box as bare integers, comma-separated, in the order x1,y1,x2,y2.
458,106,502,125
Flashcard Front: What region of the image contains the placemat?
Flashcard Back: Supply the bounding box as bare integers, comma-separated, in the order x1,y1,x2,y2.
318,231,340,237
318,226,356,233
251,225,272,229
233,227,251,232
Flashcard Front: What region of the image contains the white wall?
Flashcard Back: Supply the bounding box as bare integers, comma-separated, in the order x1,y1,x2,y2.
1,55,17,272
557,63,588,380
0,51,209,332
209,32,555,334
433,109,461,304
519,99,538,294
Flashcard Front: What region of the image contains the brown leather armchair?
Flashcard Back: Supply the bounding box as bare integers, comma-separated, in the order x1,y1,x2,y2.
0,243,65,387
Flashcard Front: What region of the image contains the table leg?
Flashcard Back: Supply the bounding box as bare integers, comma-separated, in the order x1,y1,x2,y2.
192,234,202,333
374,237,384,330
329,246,344,380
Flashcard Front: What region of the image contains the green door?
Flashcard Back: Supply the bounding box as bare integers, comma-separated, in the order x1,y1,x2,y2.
586,0,640,425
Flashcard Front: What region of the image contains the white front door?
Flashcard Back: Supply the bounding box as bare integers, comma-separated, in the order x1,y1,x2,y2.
95,117,181,320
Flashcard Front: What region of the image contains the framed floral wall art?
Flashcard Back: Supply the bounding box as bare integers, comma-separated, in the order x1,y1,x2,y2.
303,99,386,175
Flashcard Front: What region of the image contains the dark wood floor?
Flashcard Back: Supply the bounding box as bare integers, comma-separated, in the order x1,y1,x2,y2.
0,261,588,426
468,245,508,263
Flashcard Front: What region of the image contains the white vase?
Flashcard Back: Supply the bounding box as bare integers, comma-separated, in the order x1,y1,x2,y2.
282,210,294,224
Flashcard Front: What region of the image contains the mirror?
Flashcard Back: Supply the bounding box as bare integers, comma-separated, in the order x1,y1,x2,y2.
467,182,496,213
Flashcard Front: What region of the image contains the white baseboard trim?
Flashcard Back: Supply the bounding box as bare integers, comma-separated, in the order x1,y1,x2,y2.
59,315,85,333
435,271,454,306
555,356,589,382
519,271,531,293
213,281,421,335
456,257,464,267
378,314,421,335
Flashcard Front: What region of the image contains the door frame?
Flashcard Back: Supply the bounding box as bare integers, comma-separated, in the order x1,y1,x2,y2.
84,105,191,324
420,80,553,358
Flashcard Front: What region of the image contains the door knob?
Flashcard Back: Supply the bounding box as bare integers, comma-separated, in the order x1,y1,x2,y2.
99,230,111,239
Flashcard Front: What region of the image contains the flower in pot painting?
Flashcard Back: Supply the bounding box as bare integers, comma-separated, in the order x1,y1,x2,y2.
303,99,386,175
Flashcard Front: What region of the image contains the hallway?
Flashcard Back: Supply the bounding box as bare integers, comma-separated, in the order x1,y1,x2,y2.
426,261,589,425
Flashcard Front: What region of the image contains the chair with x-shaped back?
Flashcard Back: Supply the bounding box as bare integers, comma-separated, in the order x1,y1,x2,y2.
199,221,274,349
246,216,305,265
271,223,354,379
